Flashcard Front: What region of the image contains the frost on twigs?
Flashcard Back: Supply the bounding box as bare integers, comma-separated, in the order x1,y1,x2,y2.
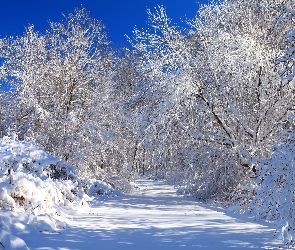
275,7,295,87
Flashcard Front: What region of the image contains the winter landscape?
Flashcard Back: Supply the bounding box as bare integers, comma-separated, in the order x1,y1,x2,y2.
1,0,295,249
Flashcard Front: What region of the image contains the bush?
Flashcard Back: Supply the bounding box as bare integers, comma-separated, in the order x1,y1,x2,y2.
251,127,295,246
0,136,118,214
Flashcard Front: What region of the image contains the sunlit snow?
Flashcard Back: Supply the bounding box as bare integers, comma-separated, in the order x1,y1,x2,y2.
16,179,283,249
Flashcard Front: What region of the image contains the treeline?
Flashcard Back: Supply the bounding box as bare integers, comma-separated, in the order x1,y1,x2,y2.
1,0,295,215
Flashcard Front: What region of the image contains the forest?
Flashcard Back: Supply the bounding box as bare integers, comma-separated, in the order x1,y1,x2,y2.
1,0,295,246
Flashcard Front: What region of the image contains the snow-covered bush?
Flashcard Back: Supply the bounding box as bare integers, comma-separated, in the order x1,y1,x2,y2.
0,136,122,249
175,146,252,201
81,178,122,197
251,125,295,246
0,137,118,214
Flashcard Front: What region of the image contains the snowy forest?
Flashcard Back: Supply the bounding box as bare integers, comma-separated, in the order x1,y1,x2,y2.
1,0,295,248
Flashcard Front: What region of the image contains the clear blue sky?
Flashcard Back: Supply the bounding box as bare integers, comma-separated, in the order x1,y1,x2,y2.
0,0,209,47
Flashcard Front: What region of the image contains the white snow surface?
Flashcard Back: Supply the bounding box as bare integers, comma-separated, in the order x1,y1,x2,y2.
11,179,284,250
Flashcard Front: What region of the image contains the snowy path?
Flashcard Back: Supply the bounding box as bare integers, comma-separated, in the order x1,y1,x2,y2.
24,179,283,249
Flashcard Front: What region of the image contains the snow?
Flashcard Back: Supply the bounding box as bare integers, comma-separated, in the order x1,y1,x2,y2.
15,179,283,249
0,137,117,249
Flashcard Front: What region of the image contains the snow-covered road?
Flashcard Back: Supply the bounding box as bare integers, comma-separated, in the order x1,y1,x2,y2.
24,179,283,249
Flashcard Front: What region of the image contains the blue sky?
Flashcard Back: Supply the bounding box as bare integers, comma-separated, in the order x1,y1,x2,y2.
0,0,209,47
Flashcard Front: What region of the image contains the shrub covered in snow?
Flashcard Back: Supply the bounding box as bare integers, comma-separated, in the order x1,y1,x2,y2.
0,136,121,248
251,127,295,246
0,136,118,213
0,136,85,213
82,178,122,197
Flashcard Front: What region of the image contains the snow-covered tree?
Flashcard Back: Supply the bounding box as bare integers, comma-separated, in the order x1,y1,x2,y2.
128,0,295,200
274,6,295,86
127,5,198,77
184,0,295,199
0,8,113,170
